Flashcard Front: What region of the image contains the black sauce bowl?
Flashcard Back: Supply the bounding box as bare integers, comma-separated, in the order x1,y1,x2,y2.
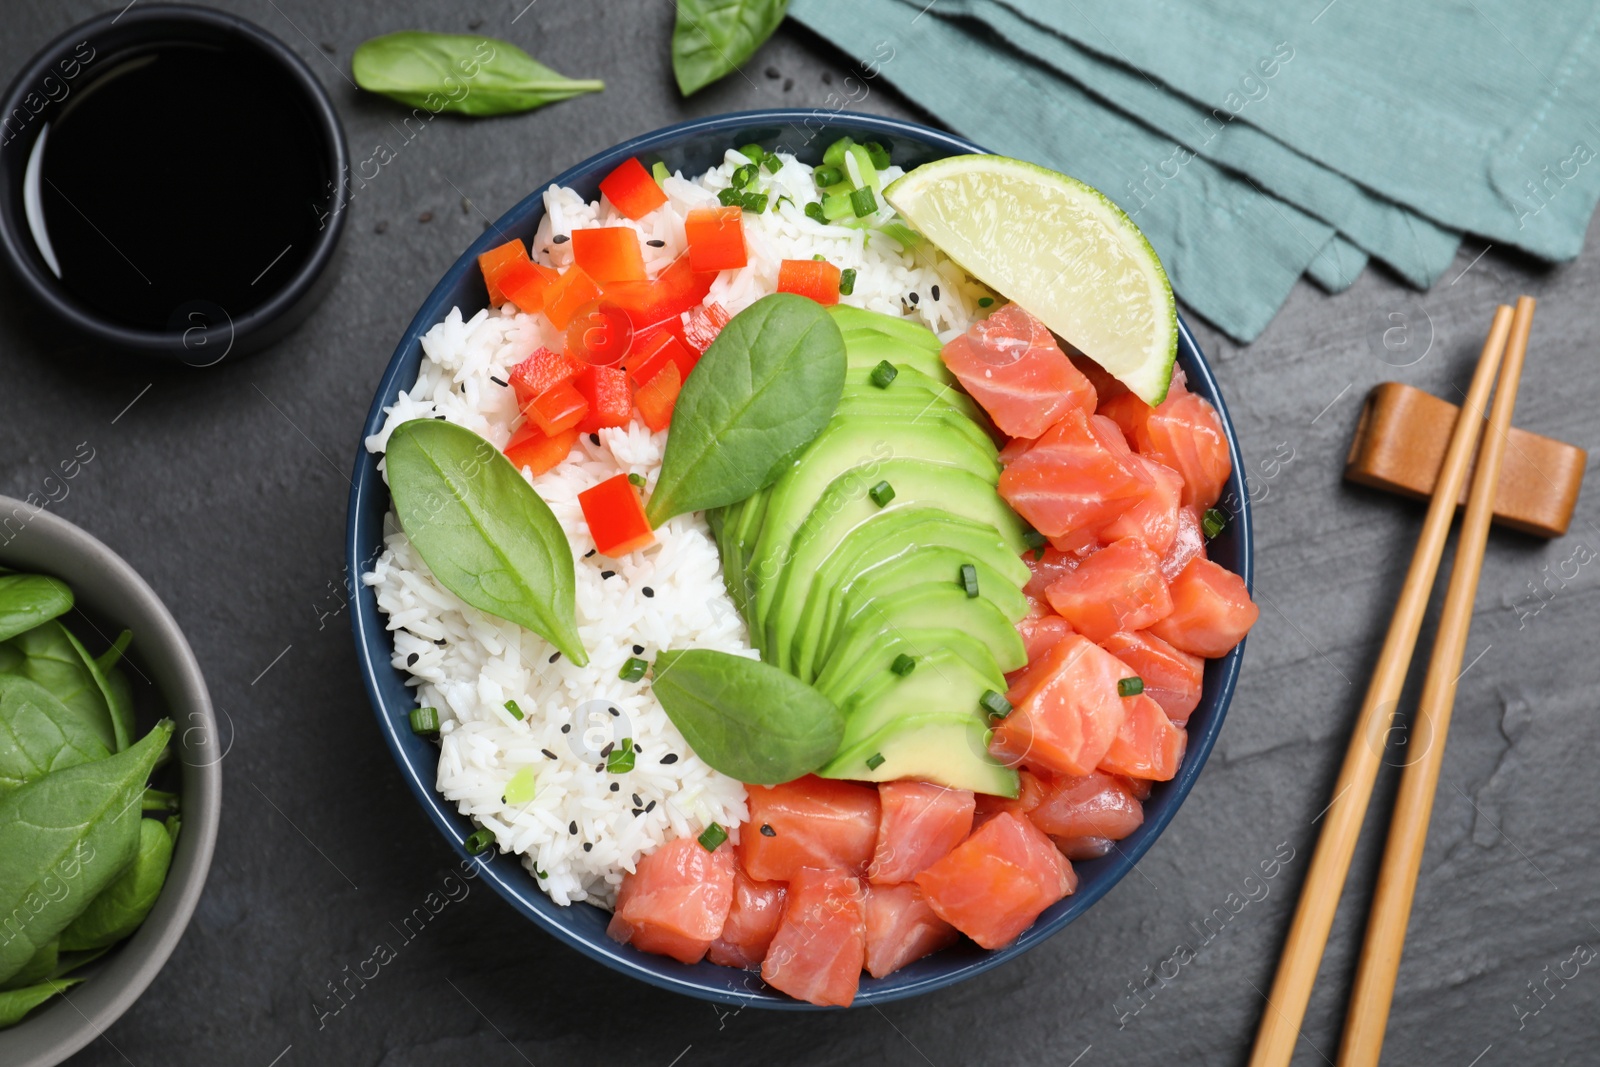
0,3,349,364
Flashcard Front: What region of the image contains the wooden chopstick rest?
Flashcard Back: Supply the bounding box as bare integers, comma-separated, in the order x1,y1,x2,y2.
1345,382,1585,538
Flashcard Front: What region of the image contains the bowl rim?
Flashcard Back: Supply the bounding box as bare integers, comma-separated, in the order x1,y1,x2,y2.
346,108,1252,1009
0,2,350,361
0,495,221,1062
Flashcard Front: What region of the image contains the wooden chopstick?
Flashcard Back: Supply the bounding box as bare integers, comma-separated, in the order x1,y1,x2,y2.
1248,304,1517,1067
1336,296,1536,1064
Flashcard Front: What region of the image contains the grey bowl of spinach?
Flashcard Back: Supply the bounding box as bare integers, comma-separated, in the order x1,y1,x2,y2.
0,497,219,1067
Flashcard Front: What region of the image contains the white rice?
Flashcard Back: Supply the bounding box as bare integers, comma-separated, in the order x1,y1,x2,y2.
364,149,989,908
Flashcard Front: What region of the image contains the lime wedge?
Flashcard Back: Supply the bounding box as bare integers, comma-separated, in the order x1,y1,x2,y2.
884,155,1178,405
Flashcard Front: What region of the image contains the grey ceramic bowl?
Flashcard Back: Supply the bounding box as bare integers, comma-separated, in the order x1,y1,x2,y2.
0,496,220,1066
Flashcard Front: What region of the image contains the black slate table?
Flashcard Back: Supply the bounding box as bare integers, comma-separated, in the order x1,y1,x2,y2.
4,3,1598,1064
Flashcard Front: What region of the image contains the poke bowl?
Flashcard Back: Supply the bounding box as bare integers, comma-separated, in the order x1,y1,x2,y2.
348,109,1254,1009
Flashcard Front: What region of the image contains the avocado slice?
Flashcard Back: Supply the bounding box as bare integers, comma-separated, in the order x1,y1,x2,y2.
834,645,1003,735
829,304,945,352
843,363,985,424
816,584,1026,695
815,624,1006,706
819,712,1020,797
840,329,951,384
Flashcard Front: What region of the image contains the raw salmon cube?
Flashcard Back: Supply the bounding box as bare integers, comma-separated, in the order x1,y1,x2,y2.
864,882,960,978
915,812,1076,949
992,634,1129,776
1134,392,1231,508
606,837,736,964
707,868,787,969
761,869,866,1007
1098,693,1187,781
940,303,1096,438
972,767,1053,829
1026,770,1145,842
738,776,881,881
1098,454,1184,556
868,781,976,885
1015,608,1075,666
1100,630,1204,724
1097,390,1151,446
1146,557,1259,658
1022,545,1081,599
1044,537,1173,642
1160,505,1208,581
998,409,1152,540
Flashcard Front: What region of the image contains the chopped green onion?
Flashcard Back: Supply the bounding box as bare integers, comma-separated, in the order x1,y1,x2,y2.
891,653,917,676
464,828,496,855
1202,507,1228,539
977,296,995,308
503,699,524,720
869,360,898,388
502,766,537,806
821,192,854,221
869,480,895,507
849,186,878,218
959,563,980,598
698,822,729,851
813,253,827,261
980,689,1013,719
409,707,440,735
822,136,854,168
838,268,857,295
717,187,769,212
762,151,783,174
1118,676,1145,697
628,472,646,487
814,164,844,187
864,141,891,170
775,194,795,210
865,752,886,771
1022,528,1047,551
804,201,828,224
739,143,765,164
731,162,759,189
651,161,669,185
607,738,636,774
619,656,648,682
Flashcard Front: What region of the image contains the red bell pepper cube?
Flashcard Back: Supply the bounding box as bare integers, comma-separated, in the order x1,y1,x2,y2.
498,260,560,315
625,330,697,388
602,253,717,333
542,265,603,330
635,361,682,433
527,380,589,435
508,347,578,408
776,259,842,305
572,227,647,284
683,301,730,354
504,423,580,476
478,239,529,305
684,206,747,272
564,300,636,367
598,157,669,221
573,364,633,433
578,473,656,556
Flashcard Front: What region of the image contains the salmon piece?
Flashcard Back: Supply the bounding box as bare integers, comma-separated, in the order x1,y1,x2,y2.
864,882,960,978
739,776,881,881
1098,693,1187,781
1161,505,1208,581
707,869,787,969
1071,350,1130,403
761,869,867,1007
973,766,1053,829
1146,557,1259,658
1015,609,1075,666
1100,630,1204,724
1097,391,1151,448
915,812,1076,949
1098,454,1184,556
941,304,1096,438
992,634,1129,777
999,409,1152,540
607,837,736,964
1044,537,1174,643
1027,770,1145,842
1134,392,1231,508
867,781,976,885
1022,545,1080,599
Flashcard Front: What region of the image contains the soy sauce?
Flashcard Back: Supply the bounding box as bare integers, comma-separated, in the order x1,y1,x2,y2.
30,40,330,331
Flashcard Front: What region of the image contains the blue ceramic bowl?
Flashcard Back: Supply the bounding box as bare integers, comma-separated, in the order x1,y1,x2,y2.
348,110,1252,1009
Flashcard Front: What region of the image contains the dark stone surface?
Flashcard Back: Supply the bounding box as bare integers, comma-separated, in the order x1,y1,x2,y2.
3,2,1597,1064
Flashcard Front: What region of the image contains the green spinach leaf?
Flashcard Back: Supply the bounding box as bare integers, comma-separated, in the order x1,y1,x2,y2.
60,817,175,952
353,32,603,117
3,623,119,751
0,720,171,984
646,294,846,525
95,630,132,673
0,940,57,991
673,0,789,96
0,977,81,1027
0,574,72,643
651,649,843,783
0,674,110,795
386,420,587,665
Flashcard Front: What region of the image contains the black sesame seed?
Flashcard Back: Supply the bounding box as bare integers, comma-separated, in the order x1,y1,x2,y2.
760,823,776,837
589,433,600,445
435,639,447,646
406,652,419,666
632,644,644,655
433,414,447,420
552,233,570,244
490,375,508,387
632,808,643,817
646,239,666,248
542,247,552,255
931,284,941,301
549,651,561,663
583,842,593,852
542,749,558,760
642,586,655,598
610,782,620,792
601,570,616,580
569,821,578,834
584,549,597,558
608,706,620,717
601,742,615,757
660,753,679,765
908,291,920,304
632,793,643,806
645,800,657,812
560,723,571,733
765,66,780,78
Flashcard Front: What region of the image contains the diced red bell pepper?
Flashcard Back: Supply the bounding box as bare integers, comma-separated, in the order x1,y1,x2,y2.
684,206,747,272
598,157,669,220
572,364,633,433
635,361,682,433
503,423,579,476
527,380,588,436
498,260,560,315
683,301,729,355
776,259,842,305
508,347,577,408
542,266,603,330
624,330,697,387
577,473,655,556
572,226,647,284
478,238,528,305
602,253,717,333
565,300,635,367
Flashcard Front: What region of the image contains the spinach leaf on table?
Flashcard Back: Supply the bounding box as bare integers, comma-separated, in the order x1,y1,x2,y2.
0,575,72,644
0,977,81,1027
0,674,110,795
60,816,176,952
353,32,603,116
0,720,171,985
673,0,790,96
